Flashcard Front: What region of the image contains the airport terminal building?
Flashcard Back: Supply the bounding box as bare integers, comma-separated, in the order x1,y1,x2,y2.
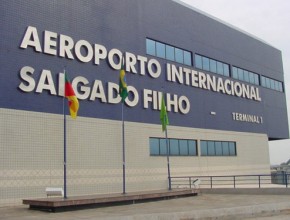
0,0,289,205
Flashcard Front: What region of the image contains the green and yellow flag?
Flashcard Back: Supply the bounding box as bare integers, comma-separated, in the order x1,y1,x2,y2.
65,72,79,119
160,93,169,132
119,57,128,102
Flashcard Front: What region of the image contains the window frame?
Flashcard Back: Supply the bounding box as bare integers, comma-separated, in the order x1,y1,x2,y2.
195,54,230,77
149,137,197,156
200,140,237,157
146,38,192,65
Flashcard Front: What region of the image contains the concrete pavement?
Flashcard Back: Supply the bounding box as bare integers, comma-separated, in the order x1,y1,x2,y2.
1,192,290,219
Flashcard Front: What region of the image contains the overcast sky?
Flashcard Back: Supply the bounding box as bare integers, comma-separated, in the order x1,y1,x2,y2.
179,0,290,165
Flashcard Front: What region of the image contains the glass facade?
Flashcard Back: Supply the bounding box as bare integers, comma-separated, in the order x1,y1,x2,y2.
146,39,155,56
232,66,259,86
261,76,283,92
148,39,284,94
146,38,192,66
195,54,230,77
150,138,236,157
156,42,165,58
200,140,236,156
149,138,197,156
166,45,175,61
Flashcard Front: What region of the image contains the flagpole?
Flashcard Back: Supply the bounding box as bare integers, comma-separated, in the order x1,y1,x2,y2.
63,69,68,199
62,69,79,199
122,102,126,194
119,54,127,194
165,125,171,190
63,93,67,199
160,92,171,190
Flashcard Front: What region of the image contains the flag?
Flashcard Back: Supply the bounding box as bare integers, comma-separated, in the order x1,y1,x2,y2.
65,72,79,119
119,57,128,102
160,93,169,132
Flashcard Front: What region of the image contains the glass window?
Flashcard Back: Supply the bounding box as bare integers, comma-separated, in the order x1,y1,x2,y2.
170,139,179,155
261,76,266,87
195,54,202,69
208,141,215,156
238,68,244,81
232,67,238,79
277,82,280,91
149,138,159,155
146,39,155,56
249,72,254,84
200,141,207,156
196,54,229,76
160,139,168,156
179,140,188,155
146,39,195,66
175,48,183,63
166,45,174,61
156,42,165,58
279,82,283,92
202,57,210,71
215,141,222,156
222,142,229,156
261,75,284,92
254,74,259,85
233,65,274,88
188,140,197,156
223,64,230,77
210,59,217,73
275,81,279,91
278,82,282,91
183,51,192,66
229,142,236,156
265,78,271,88
149,138,198,156
217,61,223,75
199,140,236,157
244,71,249,82
270,79,275,89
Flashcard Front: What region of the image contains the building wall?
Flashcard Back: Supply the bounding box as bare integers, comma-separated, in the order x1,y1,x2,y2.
0,0,288,139
0,108,269,206
0,0,283,206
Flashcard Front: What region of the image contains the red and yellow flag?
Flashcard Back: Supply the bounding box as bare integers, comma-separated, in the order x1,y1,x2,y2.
65,73,79,119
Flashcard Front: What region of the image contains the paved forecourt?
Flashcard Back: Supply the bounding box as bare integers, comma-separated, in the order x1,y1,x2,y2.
1,189,290,220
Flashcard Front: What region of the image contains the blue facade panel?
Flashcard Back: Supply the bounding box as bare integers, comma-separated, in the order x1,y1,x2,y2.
0,0,288,139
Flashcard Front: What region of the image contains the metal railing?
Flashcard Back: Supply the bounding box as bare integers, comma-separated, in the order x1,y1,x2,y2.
170,173,289,189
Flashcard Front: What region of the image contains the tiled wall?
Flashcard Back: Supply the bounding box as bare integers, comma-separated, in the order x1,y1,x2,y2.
0,108,270,206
